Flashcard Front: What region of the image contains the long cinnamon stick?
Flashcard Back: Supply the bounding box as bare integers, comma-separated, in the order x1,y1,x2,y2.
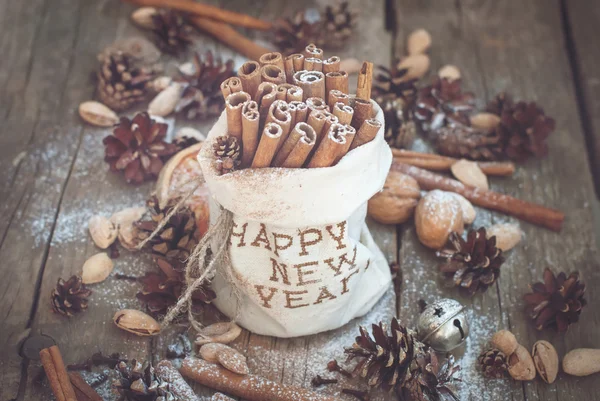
190,17,270,61
220,77,243,99
322,56,341,73
325,71,349,101
237,61,261,99
68,372,102,401
393,162,565,231
284,54,304,83
351,97,373,130
303,43,324,59
124,0,272,30
258,52,285,71
241,101,260,168
350,118,381,150
40,346,77,401
252,123,283,168
304,57,323,72
391,148,516,176
181,358,338,401
225,91,251,142
293,70,325,100
290,101,308,124
156,360,200,401
332,102,354,125
334,124,356,163
328,89,350,107
273,122,316,167
281,126,317,168
260,64,286,85
307,123,347,168
356,61,374,100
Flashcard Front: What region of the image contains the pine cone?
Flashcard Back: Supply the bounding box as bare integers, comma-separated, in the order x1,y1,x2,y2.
136,196,198,274
344,318,460,400
175,51,235,120
97,51,154,111
212,136,240,175
432,124,504,161
113,360,174,401
485,92,514,116
437,227,505,296
495,101,556,161
151,9,194,55
415,77,475,132
51,275,92,317
478,349,508,379
272,2,357,54
523,268,586,332
103,112,178,184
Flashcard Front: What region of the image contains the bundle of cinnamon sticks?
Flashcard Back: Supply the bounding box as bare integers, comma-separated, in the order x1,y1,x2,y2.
218,45,380,170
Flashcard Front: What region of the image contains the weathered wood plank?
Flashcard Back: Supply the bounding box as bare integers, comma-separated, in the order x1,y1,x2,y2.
395,1,600,401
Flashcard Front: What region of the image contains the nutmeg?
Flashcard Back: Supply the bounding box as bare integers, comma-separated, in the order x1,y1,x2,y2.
415,190,463,249
508,344,536,381
490,330,519,356
368,171,421,225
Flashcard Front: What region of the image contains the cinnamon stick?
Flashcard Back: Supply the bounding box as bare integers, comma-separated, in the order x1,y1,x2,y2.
276,84,303,102
255,82,278,120
318,112,340,147
393,162,565,231
303,43,324,59
307,123,348,168
350,118,381,150
306,97,329,113
220,77,243,99
124,0,272,30
293,70,325,100
306,110,327,139
304,57,323,72
40,346,77,401
252,123,283,168
284,54,304,83
68,372,102,401
260,64,286,85
190,17,270,61
356,61,374,100
181,358,338,401
265,100,293,146
237,61,261,99
334,124,356,164
258,52,285,71
328,89,350,107
322,56,341,73
290,101,309,124
273,122,316,167
351,97,373,130
155,360,200,401
241,101,260,168
325,71,349,102
391,149,516,176
225,91,251,142
280,126,317,168
332,102,354,125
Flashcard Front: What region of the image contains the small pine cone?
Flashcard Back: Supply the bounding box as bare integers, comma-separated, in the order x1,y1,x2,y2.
432,124,505,161
415,77,475,132
51,275,92,317
151,9,194,54
378,95,416,149
478,349,508,378
212,136,240,175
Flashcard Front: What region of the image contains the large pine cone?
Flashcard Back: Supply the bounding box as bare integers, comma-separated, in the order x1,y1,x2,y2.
51,275,92,317
437,227,505,296
97,51,154,111
523,268,586,332
103,113,178,184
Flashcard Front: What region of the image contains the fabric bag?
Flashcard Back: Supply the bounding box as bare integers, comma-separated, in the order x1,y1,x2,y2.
198,100,392,337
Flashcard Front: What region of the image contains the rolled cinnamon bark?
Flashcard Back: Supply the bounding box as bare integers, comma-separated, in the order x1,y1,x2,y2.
180,358,338,401
225,91,251,141
351,97,373,130
258,52,285,71
303,43,323,60
306,110,327,139
304,57,323,72
238,61,261,99
293,70,325,100
241,101,260,168
284,53,304,83
319,112,339,146
273,122,316,167
260,64,286,85
322,56,341,73
252,123,283,168
220,77,243,100
334,124,356,163
328,89,350,107
281,124,317,168
255,82,278,120
307,123,347,168
356,61,374,100
325,71,349,102
156,361,200,401
290,101,308,124
287,102,298,128
40,346,77,401
276,84,303,102
350,118,381,150
332,102,354,125
265,100,293,151
306,97,329,113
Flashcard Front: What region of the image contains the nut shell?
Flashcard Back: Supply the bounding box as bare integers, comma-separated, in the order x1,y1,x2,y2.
508,344,536,381
88,215,118,249
368,171,421,225
451,159,489,190
407,28,432,55
415,190,464,249
486,223,522,251
490,330,519,356
78,101,119,127
199,343,228,363
396,54,430,82
532,340,559,383
81,253,114,284
195,322,243,346
562,348,600,376
113,309,160,336
450,193,476,224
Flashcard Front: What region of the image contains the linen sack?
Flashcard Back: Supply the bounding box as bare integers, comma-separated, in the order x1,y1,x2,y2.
198,101,392,337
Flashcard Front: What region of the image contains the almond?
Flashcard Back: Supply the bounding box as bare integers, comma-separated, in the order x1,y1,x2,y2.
470,112,501,131
368,171,421,225
407,29,432,55
151,76,172,92
217,346,249,375
486,223,522,251
396,54,430,82
148,83,184,117
415,190,463,249
451,159,489,190
532,340,558,383
199,343,228,363
113,309,160,336
88,215,118,249
78,101,118,127
563,348,600,376
438,65,461,82
131,7,158,29
81,253,114,284
195,322,242,346
110,207,146,250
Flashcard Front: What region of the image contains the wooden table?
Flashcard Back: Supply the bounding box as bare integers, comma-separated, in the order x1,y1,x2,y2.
1,0,599,400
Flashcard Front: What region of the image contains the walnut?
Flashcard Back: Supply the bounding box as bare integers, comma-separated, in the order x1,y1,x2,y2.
367,170,421,225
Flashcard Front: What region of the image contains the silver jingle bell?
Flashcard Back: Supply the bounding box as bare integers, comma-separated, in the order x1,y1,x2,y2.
417,298,469,352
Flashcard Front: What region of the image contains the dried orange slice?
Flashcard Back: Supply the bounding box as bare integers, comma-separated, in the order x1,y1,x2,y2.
155,142,210,237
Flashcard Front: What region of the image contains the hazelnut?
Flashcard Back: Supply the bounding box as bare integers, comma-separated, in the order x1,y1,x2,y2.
449,193,476,224
490,330,519,356
508,344,536,381
415,190,463,249
368,171,421,225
